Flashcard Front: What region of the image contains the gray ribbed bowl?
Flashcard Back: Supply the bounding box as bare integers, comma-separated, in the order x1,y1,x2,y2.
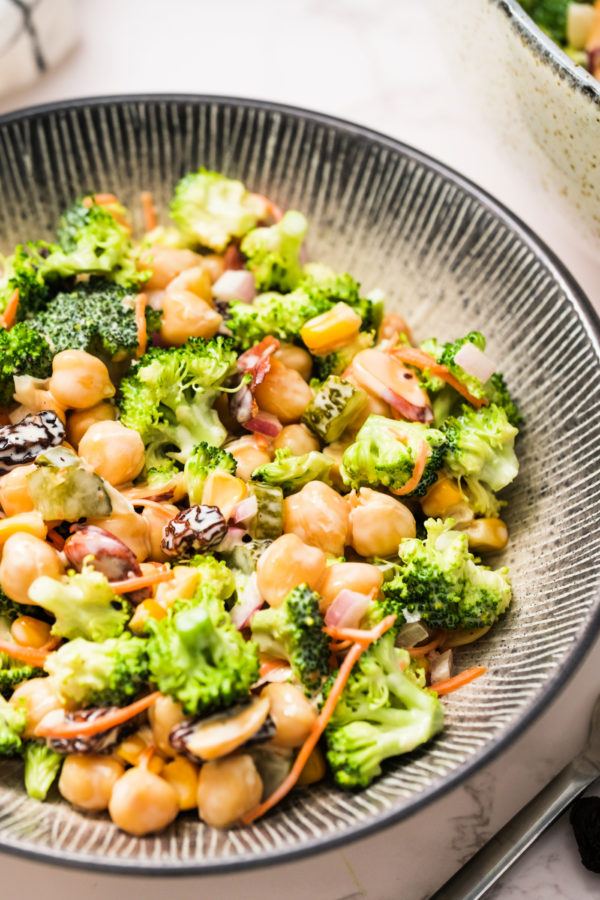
1,95,599,874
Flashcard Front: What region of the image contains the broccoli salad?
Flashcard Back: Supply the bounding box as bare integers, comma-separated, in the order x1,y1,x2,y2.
0,170,520,834
522,1,600,74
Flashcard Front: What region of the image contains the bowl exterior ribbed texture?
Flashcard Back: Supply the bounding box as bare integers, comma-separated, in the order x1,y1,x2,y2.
0,96,599,873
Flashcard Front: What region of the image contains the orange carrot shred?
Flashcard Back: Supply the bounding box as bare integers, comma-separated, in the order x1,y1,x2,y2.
0,640,49,667
392,347,487,409
432,666,487,695
259,658,288,679
140,191,158,232
406,636,442,657
250,192,283,223
241,614,397,825
110,566,173,594
389,435,429,497
135,292,147,358
1,289,19,330
34,691,161,739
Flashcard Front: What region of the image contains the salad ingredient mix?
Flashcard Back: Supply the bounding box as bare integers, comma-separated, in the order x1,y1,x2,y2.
0,170,520,834
523,1,600,77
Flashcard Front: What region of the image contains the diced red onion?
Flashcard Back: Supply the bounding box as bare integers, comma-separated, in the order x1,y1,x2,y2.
245,411,282,438
214,526,247,553
238,336,280,375
230,573,264,630
232,494,258,524
429,649,453,685
325,589,373,629
212,270,256,304
254,665,294,688
454,342,496,384
395,621,429,648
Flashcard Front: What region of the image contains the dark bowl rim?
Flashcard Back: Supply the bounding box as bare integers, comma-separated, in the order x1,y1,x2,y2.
495,0,600,105
0,92,599,878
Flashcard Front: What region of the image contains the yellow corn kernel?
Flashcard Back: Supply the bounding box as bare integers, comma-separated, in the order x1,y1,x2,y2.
297,745,326,786
11,616,52,649
115,731,153,767
201,470,247,521
162,756,199,810
463,517,508,553
300,303,362,354
147,755,165,775
154,565,199,610
129,597,168,635
420,474,464,518
0,512,47,547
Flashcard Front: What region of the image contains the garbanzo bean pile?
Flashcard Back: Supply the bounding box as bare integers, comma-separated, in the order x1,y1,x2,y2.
0,171,520,833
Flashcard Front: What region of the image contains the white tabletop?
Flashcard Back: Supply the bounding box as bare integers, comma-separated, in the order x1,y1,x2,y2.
1,2,599,898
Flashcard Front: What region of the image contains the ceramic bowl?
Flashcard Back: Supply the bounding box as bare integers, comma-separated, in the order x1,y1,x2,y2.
445,0,600,239
0,95,599,874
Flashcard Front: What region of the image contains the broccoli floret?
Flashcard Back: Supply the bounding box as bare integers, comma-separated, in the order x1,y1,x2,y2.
0,695,27,756
0,323,52,406
187,554,236,602
184,442,237,505
23,741,63,800
381,518,511,630
251,448,333,495
525,0,569,43
44,634,149,708
0,653,45,699
443,403,519,493
118,336,237,470
240,211,307,292
341,415,447,496
249,584,330,694
313,332,374,381
0,243,53,320
170,168,263,252
146,461,182,486
486,372,522,427
28,564,130,642
146,588,259,715
29,281,159,363
324,631,444,788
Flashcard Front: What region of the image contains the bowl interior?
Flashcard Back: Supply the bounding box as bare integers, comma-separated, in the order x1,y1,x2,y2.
1,96,600,873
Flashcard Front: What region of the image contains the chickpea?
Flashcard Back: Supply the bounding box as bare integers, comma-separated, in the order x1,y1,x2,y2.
283,481,349,556
108,767,179,835
260,683,317,749
160,290,222,346
11,615,52,649
257,533,327,608
148,694,185,757
142,502,180,562
140,244,203,291
0,464,35,516
348,488,416,557
49,350,115,410
319,562,384,612
273,424,320,456
11,678,62,738
322,440,351,491
66,401,116,449
59,755,124,811
0,533,63,603
197,754,262,828
89,512,150,561
254,358,313,424
163,757,200,811
165,265,212,300
274,343,313,381
78,420,145,485
226,435,272,482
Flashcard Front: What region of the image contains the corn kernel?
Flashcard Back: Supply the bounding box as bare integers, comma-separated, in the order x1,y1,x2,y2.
115,732,152,767
300,303,362,354
0,511,47,547
420,474,464,518
11,616,52,649
163,756,199,810
201,470,247,521
297,746,326,786
129,597,168,635
463,517,508,553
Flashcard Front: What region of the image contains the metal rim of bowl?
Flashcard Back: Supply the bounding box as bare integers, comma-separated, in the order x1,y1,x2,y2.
0,93,599,877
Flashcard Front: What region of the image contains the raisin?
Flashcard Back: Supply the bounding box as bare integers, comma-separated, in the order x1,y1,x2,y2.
0,410,65,474
161,505,228,558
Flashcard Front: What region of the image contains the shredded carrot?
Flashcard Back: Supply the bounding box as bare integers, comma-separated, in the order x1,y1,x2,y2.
0,289,19,330
323,615,395,648
110,566,173,594
140,191,158,232
241,614,397,825
35,691,161,739
329,640,353,654
46,527,65,551
406,636,442,657
0,640,49,667
250,193,283,223
432,666,487,695
392,347,487,409
82,193,119,207
389,436,429,497
259,658,287,679
135,292,147,358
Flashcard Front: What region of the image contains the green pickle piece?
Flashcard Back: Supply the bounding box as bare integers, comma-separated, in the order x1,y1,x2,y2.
27,446,112,521
302,375,367,443
247,481,284,540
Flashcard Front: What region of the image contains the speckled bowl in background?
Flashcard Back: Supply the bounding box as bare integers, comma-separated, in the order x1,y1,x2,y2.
443,0,600,240
0,95,600,874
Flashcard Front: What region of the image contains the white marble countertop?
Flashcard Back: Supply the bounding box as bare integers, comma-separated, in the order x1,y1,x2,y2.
1,1,599,898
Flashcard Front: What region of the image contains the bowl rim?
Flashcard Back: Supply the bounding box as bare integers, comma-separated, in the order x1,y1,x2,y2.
494,0,600,104
0,92,599,877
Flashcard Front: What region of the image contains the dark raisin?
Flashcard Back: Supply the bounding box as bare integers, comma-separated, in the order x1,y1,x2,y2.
161,505,228,558
0,410,65,474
